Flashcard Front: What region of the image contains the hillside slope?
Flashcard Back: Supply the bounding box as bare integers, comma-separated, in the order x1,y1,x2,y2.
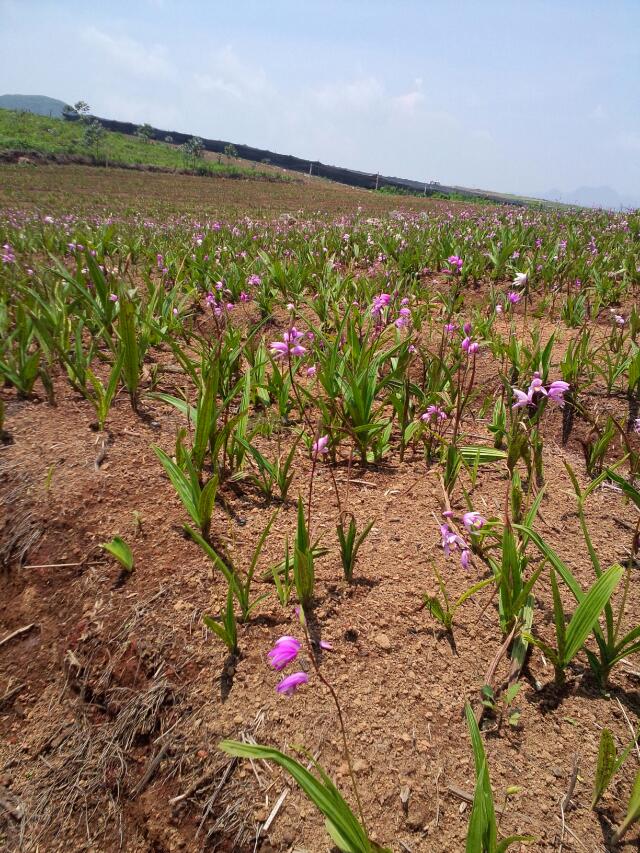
0,94,68,117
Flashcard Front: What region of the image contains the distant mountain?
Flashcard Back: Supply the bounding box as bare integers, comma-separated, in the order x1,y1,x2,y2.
542,185,639,211
0,94,68,118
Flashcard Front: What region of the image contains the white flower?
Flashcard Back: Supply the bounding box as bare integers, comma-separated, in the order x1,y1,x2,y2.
512,271,528,288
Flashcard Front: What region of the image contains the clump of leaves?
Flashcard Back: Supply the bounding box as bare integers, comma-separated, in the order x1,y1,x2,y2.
100,536,134,572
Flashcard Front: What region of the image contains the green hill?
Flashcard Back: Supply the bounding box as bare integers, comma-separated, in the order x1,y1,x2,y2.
0,109,285,180
0,94,68,118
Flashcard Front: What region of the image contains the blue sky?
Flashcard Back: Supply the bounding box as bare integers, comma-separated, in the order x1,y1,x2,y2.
2,0,639,200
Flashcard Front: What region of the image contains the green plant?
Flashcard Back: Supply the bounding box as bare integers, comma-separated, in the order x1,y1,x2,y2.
293,497,315,607
424,567,494,634
187,513,276,621
464,703,533,851
218,741,390,852
612,771,640,844
336,514,374,583
86,348,124,430
521,563,623,685
203,586,238,654
153,444,218,537
592,726,640,808
236,434,300,501
100,536,134,572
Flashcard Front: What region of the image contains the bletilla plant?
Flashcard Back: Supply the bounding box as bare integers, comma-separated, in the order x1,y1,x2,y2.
220,609,389,852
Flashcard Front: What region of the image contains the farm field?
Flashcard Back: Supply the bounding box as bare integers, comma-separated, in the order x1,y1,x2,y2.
1,163,640,853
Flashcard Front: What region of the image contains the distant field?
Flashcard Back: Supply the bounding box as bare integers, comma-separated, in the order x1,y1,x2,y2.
0,109,284,181
0,162,460,217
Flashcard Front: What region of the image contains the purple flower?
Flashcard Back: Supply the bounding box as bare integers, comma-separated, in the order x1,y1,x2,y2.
109,293,119,302
507,291,521,304
247,274,262,286
461,337,479,355
371,293,391,316
444,322,457,334
276,671,309,696
270,328,307,359
306,365,317,378
547,380,569,406
421,404,447,422
460,549,471,570
312,435,329,457
463,511,486,531
440,523,467,558
512,387,533,409
268,636,301,670
633,418,640,435
395,307,411,328
447,255,463,271
512,375,569,410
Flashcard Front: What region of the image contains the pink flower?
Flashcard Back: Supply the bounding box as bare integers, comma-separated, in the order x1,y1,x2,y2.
395,307,411,328
461,337,479,355
421,404,447,422
276,671,309,696
447,255,463,271
268,636,301,670
239,290,250,302
512,375,569,409
109,293,119,302
312,435,329,457
547,380,569,406
444,322,457,334
371,293,391,316
270,328,307,359
463,511,486,531
440,521,472,569
306,365,317,378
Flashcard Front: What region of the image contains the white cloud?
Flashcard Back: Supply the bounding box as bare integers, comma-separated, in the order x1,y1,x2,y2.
81,26,173,80
193,45,272,102
313,76,384,113
392,90,425,114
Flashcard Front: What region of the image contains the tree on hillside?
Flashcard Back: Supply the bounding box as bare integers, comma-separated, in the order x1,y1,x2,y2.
63,100,91,122
181,136,204,167
83,119,106,161
136,123,154,144
224,143,238,161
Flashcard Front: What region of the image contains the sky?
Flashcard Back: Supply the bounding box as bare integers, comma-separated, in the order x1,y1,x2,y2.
2,0,639,202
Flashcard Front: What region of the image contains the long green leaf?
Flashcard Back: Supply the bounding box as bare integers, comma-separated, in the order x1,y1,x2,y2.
218,741,379,852
562,563,623,666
